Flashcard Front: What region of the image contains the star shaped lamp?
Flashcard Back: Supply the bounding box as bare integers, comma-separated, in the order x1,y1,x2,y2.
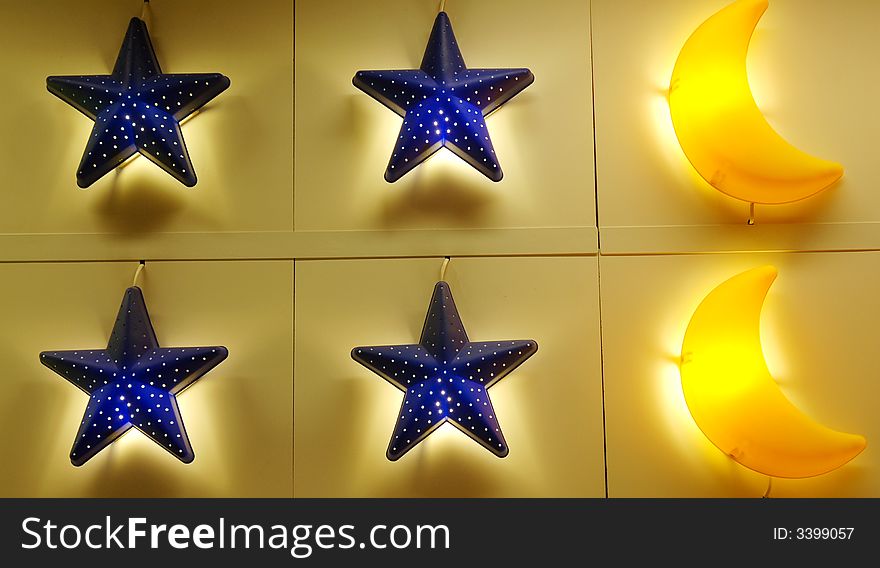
47,18,230,188
352,282,537,460
353,11,534,182
40,287,228,466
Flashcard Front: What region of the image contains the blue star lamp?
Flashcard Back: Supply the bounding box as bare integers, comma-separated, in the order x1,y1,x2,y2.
40,287,228,466
352,282,537,460
353,11,534,182
47,18,230,188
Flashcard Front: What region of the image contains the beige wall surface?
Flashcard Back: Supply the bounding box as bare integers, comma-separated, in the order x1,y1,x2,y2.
0,0,878,498
293,257,605,497
295,0,595,233
602,252,878,497
0,261,294,497
593,0,880,252
0,0,293,238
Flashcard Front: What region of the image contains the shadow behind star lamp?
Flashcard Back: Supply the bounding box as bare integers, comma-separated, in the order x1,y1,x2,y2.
40,265,228,466
47,17,230,188
353,10,534,182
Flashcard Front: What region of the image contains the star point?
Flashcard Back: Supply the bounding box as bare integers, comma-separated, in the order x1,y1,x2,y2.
353,281,537,461
354,11,533,182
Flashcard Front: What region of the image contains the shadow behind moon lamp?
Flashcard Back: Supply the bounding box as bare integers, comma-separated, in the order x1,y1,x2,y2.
353,11,534,183
47,17,230,188
679,266,865,479
40,286,228,466
668,0,842,205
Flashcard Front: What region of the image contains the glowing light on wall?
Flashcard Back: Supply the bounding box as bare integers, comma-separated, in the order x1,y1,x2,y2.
47,17,230,188
40,286,228,466
353,11,534,182
352,281,537,460
668,0,842,204
680,266,865,478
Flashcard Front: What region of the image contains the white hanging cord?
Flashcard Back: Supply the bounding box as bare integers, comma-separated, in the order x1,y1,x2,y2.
439,257,451,281
439,0,447,13
141,0,150,20
132,261,146,287
762,477,772,498
748,202,756,226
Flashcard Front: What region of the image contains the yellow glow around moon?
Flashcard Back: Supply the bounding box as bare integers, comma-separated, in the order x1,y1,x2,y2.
668,0,843,204
680,266,865,478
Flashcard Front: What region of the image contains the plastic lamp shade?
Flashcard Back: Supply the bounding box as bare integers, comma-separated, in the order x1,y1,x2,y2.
680,266,865,478
47,18,230,188
353,11,533,183
352,281,537,461
40,287,228,466
668,0,842,204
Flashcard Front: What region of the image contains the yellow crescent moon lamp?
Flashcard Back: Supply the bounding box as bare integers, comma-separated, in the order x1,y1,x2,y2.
668,0,843,204
680,266,865,478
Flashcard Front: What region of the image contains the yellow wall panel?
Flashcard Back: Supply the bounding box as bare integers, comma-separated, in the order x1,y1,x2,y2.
601,252,878,497
294,0,595,232
294,257,604,497
0,261,293,497
0,0,876,501
593,0,880,250
0,0,293,236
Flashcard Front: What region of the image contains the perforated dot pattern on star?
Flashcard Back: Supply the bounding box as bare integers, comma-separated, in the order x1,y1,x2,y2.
352,282,537,461
40,287,228,466
47,18,230,188
353,11,533,182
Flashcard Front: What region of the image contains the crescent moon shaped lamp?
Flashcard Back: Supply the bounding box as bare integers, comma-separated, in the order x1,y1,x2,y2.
668,0,843,204
47,17,230,188
352,281,537,460
680,266,865,478
353,11,534,182
40,287,228,466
